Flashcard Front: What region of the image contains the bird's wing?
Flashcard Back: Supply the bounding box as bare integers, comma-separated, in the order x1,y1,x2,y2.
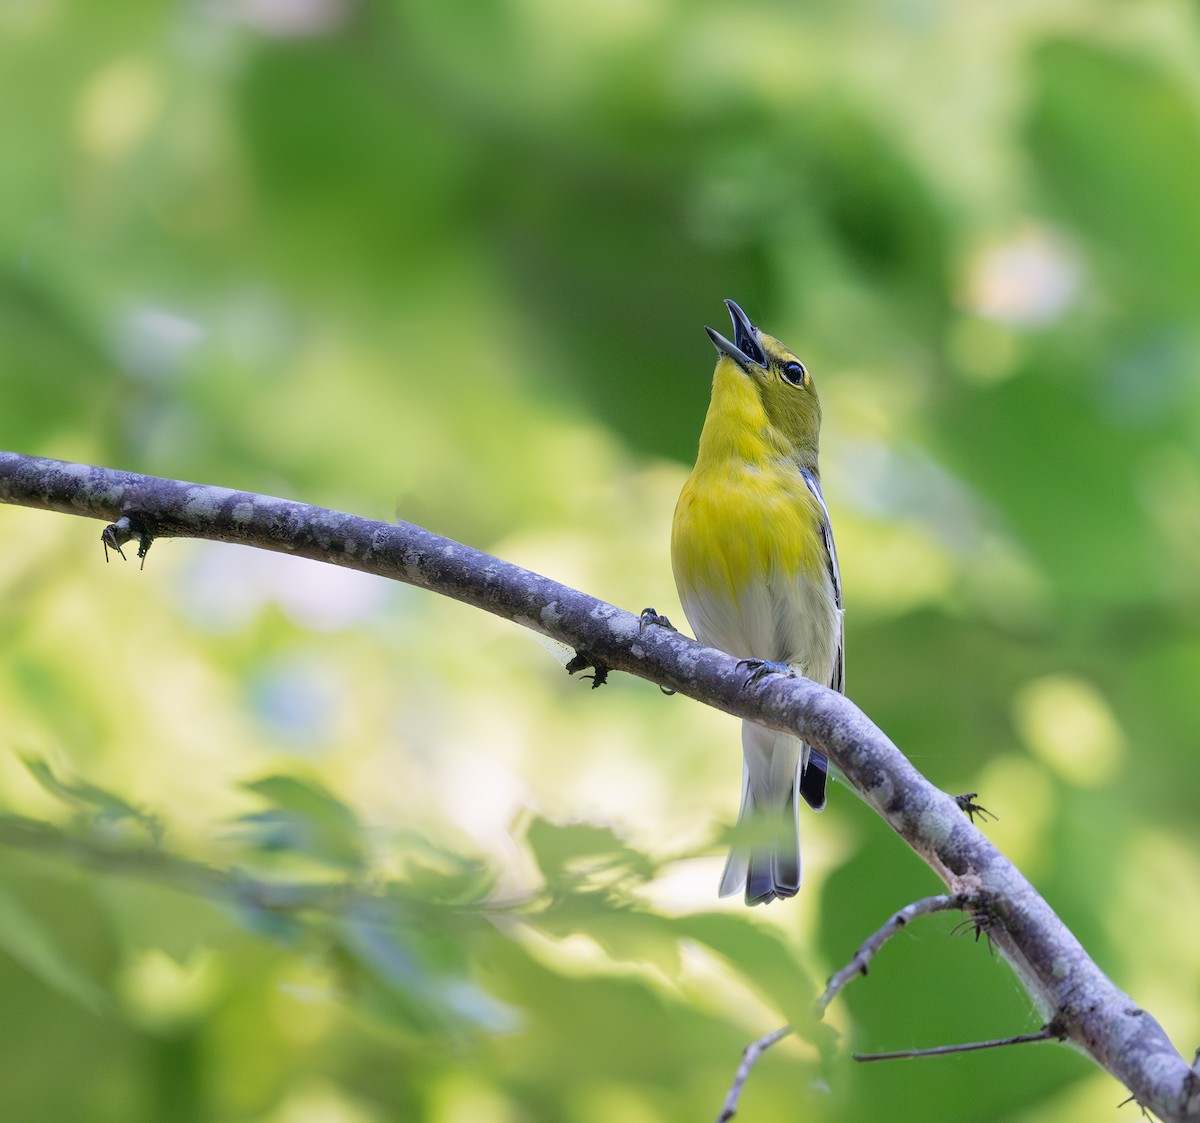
800,467,844,695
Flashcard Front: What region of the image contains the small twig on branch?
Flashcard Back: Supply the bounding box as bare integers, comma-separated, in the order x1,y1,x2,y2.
854,1027,1060,1062
100,513,155,568
816,893,981,1016
0,811,357,913
1,452,1199,1121
955,792,996,824
721,893,988,1117
564,651,610,688
716,1026,792,1123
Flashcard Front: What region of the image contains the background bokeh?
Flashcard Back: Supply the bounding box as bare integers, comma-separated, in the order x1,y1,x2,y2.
2,1,1200,1121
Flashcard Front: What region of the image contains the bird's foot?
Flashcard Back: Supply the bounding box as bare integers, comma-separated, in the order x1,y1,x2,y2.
736,659,794,687
639,609,678,694
638,607,675,634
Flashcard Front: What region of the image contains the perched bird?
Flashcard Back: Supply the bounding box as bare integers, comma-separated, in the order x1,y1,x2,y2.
671,300,844,905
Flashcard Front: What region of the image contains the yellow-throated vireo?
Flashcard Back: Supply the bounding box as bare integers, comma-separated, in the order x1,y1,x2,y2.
672,300,844,905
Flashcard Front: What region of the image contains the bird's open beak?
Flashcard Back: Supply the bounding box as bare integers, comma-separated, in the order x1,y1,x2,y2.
705,299,767,370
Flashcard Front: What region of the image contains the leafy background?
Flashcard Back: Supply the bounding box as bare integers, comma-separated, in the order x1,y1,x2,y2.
2,1,1200,1121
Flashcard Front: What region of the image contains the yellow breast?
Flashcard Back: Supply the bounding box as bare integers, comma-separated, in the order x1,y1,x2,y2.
671,458,827,605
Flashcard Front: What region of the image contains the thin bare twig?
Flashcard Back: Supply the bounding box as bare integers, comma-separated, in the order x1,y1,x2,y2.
854,1028,1059,1062
716,1026,792,1123
816,893,980,1016
1,452,1199,1121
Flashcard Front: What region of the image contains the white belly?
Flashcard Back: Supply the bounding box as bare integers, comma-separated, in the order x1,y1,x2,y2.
679,564,841,690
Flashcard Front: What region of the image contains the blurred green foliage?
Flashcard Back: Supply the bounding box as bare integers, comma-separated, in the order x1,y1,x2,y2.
3,1,1200,1121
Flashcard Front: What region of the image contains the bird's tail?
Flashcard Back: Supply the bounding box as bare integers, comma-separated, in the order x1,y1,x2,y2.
719,724,824,905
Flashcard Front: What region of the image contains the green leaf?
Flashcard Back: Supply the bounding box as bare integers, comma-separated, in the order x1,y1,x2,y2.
671,912,819,1033
524,817,657,891
0,886,106,1015
333,902,517,1035
24,756,147,821
239,774,364,871
22,757,161,847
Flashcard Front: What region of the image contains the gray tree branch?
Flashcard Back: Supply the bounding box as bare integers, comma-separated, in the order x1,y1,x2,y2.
1,451,1197,1121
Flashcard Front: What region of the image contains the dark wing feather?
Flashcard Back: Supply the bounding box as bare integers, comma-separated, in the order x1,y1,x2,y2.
800,467,844,694
797,468,844,812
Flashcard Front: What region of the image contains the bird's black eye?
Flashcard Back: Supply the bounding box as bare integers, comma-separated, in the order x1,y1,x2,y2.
781,360,807,386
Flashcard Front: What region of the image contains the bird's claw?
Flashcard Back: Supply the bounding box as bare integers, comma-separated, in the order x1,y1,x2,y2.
639,607,675,634
951,909,998,945
737,658,794,687
639,609,678,694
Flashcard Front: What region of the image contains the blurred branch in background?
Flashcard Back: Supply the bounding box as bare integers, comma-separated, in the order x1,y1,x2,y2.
2,451,1197,1122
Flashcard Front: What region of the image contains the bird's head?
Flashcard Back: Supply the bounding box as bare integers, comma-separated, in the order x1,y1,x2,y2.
704,299,822,467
